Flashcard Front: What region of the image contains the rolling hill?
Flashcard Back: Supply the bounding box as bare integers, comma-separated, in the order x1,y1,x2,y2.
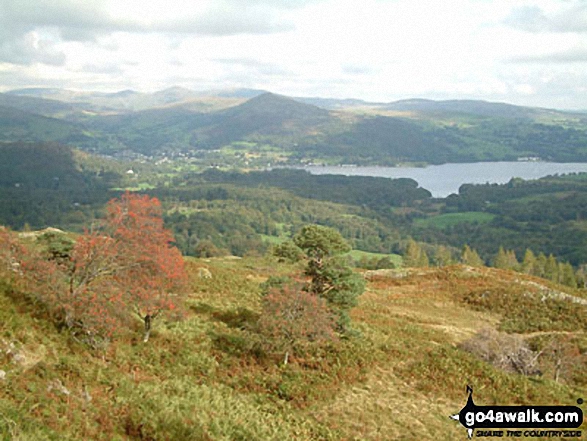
0,105,90,144
1,87,587,164
0,252,585,439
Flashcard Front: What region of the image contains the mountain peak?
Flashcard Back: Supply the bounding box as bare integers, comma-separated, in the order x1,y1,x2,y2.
108,89,139,97
233,92,330,119
6,88,66,96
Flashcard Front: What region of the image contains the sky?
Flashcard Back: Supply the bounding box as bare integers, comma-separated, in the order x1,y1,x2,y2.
0,0,586,109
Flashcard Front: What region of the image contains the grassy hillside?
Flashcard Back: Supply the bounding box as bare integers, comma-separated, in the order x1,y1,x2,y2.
0,107,89,144
1,254,585,440
2,88,587,164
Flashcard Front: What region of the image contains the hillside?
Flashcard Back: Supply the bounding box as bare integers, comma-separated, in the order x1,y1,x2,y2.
1,142,585,271
6,87,249,113
0,92,81,118
192,93,333,149
1,87,587,164
383,98,543,119
0,255,585,440
0,106,89,144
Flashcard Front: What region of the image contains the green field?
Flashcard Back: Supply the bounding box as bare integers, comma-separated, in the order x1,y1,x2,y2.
415,211,495,228
345,249,403,267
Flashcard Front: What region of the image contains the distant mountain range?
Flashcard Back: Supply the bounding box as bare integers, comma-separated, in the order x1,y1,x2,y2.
1,87,586,164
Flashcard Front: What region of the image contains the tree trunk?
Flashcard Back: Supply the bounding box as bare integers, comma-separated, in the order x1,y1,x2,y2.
143,314,152,343
554,358,561,383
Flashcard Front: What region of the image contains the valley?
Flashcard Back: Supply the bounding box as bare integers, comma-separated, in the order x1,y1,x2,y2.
1,87,586,167
0,89,586,440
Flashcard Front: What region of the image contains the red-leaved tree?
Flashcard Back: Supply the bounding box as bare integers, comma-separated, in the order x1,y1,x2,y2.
258,282,336,365
26,192,186,343
105,192,186,341
0,226,25,282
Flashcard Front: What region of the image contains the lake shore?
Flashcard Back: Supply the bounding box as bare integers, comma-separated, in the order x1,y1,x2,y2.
289,162,587,197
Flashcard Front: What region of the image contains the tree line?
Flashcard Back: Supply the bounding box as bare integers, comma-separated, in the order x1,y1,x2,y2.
400,239,581,288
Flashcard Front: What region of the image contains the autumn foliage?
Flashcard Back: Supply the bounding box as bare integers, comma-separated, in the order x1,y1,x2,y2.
0,226,24,280
24,192,187,343
258,282,336,365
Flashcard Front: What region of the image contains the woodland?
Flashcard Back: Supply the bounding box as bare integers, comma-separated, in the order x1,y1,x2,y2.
0,87,586,438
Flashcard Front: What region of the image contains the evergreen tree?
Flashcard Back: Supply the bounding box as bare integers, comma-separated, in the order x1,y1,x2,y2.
493,246,509,269
559,262,577,288
535,253,548,278
293,225,365,333
461,245,484,267
272,240,304,263
506,250,520,271
576,264,587,288
403,238,429,268
418,249,430,268
544,254,559,282
403,238,421,267
433,245,454,267
521,249,537,274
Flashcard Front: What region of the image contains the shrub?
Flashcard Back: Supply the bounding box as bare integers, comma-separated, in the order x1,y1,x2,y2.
258,283,336,365
460,328,541,376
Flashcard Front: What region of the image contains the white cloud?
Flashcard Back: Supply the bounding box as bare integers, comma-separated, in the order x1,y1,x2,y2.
505,1,587,33
0,0,586,109
0,31,65,66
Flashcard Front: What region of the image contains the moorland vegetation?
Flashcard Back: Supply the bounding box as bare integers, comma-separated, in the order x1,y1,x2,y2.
0,90,586,438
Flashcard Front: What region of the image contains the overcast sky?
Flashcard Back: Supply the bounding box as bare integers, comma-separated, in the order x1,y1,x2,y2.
0,0,586,109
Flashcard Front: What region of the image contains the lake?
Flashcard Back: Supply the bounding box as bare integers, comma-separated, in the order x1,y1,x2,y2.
297,162,587,198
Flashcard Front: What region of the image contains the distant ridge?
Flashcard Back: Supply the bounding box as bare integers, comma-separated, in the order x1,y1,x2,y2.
6,88,65,96
224,92,329,120
384,98,542,119
211,88,268,99
0,87,586,163
0,92,80,117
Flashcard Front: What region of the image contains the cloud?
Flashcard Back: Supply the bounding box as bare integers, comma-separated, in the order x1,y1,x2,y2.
0,66,68,91
0,0,321,65
79,63,125,75
504,2,587,33
341,64,375,75
0,0,115,42
509,46,587,64
0,0,320,64
160,8,293,36
214,57,292,76
503,5,549,32
0,31,66,66
0,0,309,41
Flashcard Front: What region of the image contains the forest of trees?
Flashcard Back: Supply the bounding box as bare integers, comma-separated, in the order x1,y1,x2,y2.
0,142,585,288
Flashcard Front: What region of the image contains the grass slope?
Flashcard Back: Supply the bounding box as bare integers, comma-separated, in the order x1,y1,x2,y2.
414,212,495,228
0,258,585,440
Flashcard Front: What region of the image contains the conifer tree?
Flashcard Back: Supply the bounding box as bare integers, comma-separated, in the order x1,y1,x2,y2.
521,249,537,274
506,250,520,271
293,225,365,333
418,249,430,268
535,253,548,278
403,238,421,267
461,245,484,267
493,246,509,269
559,262,577,288
433,245,454,267
544,254,559,282
403,238,429,268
